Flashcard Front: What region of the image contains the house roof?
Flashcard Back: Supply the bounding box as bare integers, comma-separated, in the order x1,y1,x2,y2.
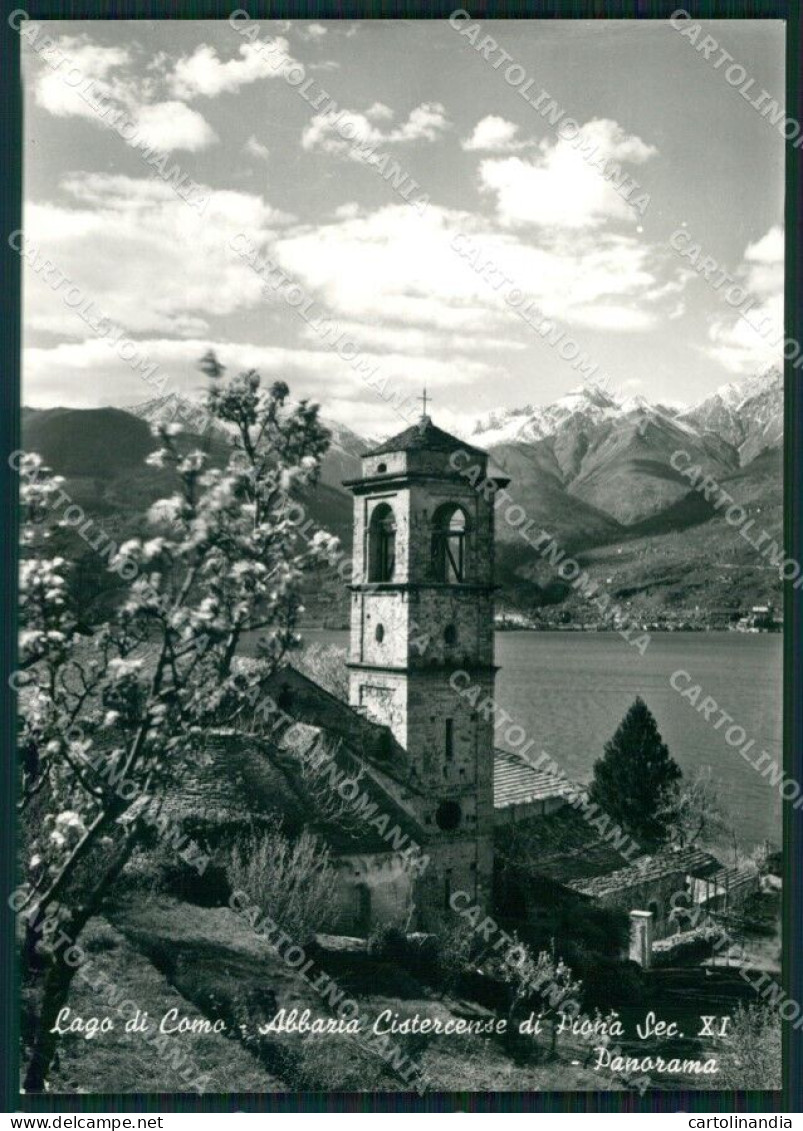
567,846,723,899
495,805,631,885
368,416,486,458
493,749,573,809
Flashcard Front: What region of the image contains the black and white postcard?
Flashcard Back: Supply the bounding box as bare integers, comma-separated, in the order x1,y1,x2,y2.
3,4,802,1118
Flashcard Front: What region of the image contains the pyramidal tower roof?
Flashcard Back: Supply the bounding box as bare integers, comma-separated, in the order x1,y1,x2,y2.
368,415,486,457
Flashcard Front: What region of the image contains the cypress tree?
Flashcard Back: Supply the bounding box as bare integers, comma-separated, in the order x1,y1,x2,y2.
588,696,682,848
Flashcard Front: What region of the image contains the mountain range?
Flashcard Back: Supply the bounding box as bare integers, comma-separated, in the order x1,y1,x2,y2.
475,367,781,529
21,366,783,624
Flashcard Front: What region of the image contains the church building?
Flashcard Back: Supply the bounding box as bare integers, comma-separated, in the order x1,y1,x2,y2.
179,410,570,934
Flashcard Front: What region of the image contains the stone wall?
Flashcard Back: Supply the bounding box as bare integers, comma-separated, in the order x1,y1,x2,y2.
595,870,694,940
494,794,567,826
346,433,500,930
350,589,409,668
330,852,416,935
415,836,494,929
350,668,410,750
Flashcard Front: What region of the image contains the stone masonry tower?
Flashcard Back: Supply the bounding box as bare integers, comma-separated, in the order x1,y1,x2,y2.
344,411,510,927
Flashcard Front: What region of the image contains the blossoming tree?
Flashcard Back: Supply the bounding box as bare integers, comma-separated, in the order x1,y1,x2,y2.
17,360,335,1090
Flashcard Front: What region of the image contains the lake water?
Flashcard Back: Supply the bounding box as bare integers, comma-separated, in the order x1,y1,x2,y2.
301,629,782,849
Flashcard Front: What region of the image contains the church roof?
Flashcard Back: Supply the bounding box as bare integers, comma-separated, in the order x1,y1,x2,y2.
493,749,573,809
166,722,425,858
368,416,487,457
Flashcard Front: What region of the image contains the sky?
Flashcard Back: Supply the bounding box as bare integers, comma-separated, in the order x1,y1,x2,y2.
20,16,786,437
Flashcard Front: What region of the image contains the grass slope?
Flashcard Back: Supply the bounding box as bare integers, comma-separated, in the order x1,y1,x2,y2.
27,915,280,1094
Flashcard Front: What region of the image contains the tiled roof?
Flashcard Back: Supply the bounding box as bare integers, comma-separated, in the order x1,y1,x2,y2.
368,416,486,457
148,661,426,857
493,748,573,809
166,723,425,857
494,806,629,885
567,846,723,899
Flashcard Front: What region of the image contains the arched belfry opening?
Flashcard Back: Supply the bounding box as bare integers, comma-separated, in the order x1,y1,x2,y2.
431,503,469,583
368,502,396,582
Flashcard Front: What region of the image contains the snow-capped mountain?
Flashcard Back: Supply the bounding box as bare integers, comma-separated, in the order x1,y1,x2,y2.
129,392,366,488
21,368,783,622
472,383,696,449
472,384,622,446
680,366,782,464
473,369,782,463
131,392,226,436
469,368,782,527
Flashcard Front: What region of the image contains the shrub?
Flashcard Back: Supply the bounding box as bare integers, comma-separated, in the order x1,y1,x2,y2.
716,1002,781,1090
366,924,408,961
227,818,338,944
431,917,482,995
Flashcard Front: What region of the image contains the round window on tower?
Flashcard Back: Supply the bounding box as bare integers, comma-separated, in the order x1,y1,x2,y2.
375,623,385,643
435,800,462,831
376,462,387,473
443,623,457,647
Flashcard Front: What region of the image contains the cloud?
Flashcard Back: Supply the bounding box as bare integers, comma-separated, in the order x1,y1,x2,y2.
742,223,784,298
244,135,270,161
706,225,784,375
24,174,294,338
33,39,133,119
391,103,449,142
273,204,669,339
478,118,657,229
22,336,498,437
169,40,299,99
462,116,529,153
301,22,328,40
366,102,394,122
301,102,449,161
745,225,784,264
297,319,527,356
333,202,361,219
565,305,654,331
133,101,217,152
29,35,217,154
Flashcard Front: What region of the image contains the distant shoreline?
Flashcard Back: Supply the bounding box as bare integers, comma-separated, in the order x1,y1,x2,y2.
301,624,783,636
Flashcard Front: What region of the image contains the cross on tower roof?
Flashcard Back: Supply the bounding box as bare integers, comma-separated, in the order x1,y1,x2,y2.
418,386,431,420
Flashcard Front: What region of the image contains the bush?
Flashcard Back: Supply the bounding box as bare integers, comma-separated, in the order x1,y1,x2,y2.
227,818,338,943
366,924,408,961
431,918,481,995
715,1002,781,1090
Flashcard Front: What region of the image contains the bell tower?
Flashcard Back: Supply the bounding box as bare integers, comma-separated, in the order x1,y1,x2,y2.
344,411,509,926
